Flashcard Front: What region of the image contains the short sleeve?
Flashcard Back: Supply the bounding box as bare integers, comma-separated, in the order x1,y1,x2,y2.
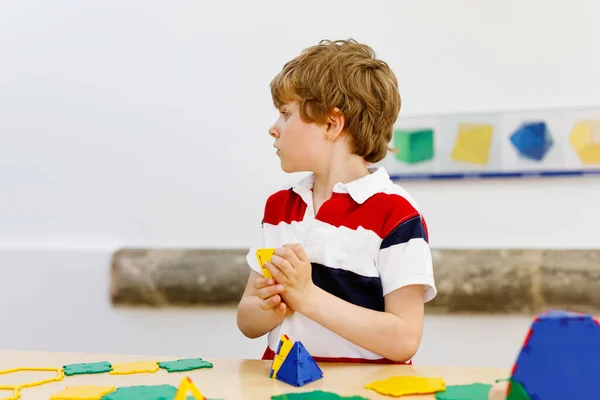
377,214,437,302
246,220,265,276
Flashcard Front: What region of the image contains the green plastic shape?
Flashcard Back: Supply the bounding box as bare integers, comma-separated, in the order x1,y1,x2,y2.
493,377,531,400
271,390,369,400
100,384,210,400
158,357,213,372
435,383,492,399
63,361,112,376
506,380,531,400
393,128,435,164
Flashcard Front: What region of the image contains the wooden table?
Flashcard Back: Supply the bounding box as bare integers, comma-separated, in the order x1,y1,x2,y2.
0,350,509,399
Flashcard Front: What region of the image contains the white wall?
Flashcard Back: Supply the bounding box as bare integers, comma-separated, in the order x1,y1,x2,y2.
1,0,599,357
2,0,599,251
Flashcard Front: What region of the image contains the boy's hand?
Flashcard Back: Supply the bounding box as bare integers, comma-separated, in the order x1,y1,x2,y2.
264,244,316,313
254,277,293,316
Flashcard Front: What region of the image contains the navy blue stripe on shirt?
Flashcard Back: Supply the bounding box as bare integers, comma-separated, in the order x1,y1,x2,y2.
380,215,428,250
311,262,384,311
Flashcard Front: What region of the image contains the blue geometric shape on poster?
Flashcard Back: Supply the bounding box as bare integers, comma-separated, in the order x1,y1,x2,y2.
509,122,553,161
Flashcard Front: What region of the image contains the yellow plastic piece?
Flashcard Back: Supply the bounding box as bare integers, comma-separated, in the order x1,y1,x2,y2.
174,377,205,400
569,120,600,165
256,248,275,278
109,361,159,375
364,375,446,397
270,334,293,379
0,367,64,396
450,123,494,165
49,386,116,400
0,386,20,400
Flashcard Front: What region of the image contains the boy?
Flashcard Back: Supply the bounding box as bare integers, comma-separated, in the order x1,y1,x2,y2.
236,39,436,364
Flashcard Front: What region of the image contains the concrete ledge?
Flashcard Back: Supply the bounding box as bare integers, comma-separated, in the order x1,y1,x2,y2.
110,248,600,314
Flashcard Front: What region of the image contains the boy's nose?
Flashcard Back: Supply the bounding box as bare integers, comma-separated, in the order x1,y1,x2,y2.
268,127,279,138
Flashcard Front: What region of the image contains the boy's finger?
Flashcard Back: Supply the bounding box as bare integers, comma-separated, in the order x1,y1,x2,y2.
274,302,287,315
265,261,290,283
253,277,275,290
256,284,285,300
290,243,309,262
260,294,281,310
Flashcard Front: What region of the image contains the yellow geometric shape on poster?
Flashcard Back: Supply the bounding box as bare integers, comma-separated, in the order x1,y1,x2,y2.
569,120,600,165
50,385,116,400
256,248,275,278
0,386,19,400
364,375,446,397
174,377,205,400
270,334,293,379
109,361,159,375
450,123,494,165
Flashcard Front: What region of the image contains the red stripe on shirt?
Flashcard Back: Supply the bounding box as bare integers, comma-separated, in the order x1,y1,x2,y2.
316,192,420,239
263,189,307,225
261,346,411,365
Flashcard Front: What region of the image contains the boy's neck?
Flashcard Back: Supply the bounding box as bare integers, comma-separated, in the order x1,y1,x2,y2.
311,153,370,212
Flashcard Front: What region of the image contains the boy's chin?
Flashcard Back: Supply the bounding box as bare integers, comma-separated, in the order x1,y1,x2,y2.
281,164,298,173
280,160,304,174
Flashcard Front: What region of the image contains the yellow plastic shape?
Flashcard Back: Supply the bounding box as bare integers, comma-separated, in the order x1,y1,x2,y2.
450,123,494,165
569,120,600,165
0,385,20,400
256,248,275,278
0,367,64,390
174,377,205,400
109,361,159,375
49,386,116,400
270,334,293,379
364,375,446,397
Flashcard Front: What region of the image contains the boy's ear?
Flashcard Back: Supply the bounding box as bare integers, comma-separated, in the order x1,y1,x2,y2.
325,107,345,141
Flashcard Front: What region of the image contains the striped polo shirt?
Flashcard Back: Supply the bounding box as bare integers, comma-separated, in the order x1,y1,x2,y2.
246,166,436,363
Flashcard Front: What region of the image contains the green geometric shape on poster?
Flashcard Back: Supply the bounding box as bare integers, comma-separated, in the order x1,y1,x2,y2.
393,128,434,164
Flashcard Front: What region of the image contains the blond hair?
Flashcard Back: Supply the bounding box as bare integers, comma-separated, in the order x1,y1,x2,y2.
270,39,401,163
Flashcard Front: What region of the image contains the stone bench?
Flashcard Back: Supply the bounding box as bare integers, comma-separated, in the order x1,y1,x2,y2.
110,248,600,314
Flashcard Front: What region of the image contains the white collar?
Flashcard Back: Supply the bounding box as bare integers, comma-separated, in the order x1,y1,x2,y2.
291,166,391,205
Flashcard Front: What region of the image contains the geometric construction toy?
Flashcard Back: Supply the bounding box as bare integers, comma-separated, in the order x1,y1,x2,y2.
100,384,182,400
256,248,275,278
393,128,435,164
270,334,323,387
270,390,369,399
63,361,113,376
364,375,445,397
271,334,294,380
109,361,159,375
0,367,65,390
158,358,213,373
450,123,494,165
509,121,553,161
0,386,19,400
506,309,600,400
569,120,600,165
435,382,492,399
49,385,116,400
173,377,205,400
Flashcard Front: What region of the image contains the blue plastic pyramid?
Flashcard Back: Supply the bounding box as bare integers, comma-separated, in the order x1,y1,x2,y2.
509,121,553,161
508,309,600,399
276,341,323,387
